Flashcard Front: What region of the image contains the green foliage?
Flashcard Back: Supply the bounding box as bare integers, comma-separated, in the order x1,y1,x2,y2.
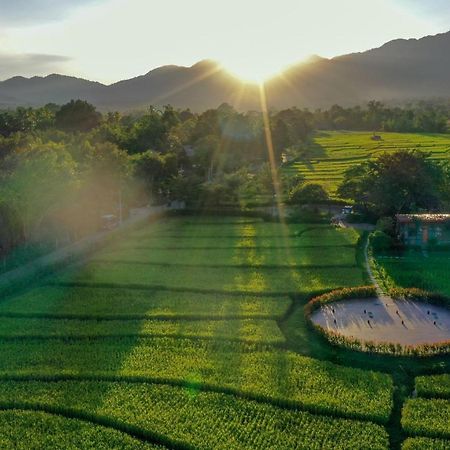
402,398,450,440
376,216,396,235
285,131,450,196
53,218,363,293
0,381,389,450
289,183,329,205
0,215,397,443
55,100,102,132
416,374,450,399
0,287,290,319
0,410,161,449
375,251,450,296
402,437,450,449
314,101,448,133
0,317,285,343
370,231,394,252
0,338,393,422
338,150,447,216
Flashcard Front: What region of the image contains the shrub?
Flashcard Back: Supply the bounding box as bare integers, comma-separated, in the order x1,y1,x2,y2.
370,231,394,252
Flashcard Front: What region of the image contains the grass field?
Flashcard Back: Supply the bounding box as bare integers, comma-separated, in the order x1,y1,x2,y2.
375,250,450,297
285,131,450,195
0,215,448,448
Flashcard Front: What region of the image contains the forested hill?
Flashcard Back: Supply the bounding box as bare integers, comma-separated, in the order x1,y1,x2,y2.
0,31,450,111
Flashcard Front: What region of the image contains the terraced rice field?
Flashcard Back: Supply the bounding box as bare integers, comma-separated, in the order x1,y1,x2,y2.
285,131,450,195
0,215,401,448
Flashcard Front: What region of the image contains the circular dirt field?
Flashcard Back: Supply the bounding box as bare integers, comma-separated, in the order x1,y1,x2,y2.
311,298,450,346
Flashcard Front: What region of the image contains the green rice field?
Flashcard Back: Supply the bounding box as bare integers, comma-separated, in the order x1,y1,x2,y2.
0,215,448,448
375,250,450,297
285,131,450,195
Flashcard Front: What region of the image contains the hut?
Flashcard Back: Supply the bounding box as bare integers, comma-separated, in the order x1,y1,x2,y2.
396,214,450,246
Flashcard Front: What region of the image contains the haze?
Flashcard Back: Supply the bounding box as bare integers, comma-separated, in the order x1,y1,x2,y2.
0,0,449,83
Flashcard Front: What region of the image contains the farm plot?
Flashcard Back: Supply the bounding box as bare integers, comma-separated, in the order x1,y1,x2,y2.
0,215,391,447
51,219,363,294
375,251,450,297
0,287,290,319
402,437,450,450
54,263,361,294
0,410,163,450
0,338,393,422
415,374,450,399
0,318,285,343
0,381,389,450
401,398,450,440
285,131,450,195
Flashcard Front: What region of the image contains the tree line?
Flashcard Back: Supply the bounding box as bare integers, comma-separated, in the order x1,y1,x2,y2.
313,101,449,133
0,100,314,259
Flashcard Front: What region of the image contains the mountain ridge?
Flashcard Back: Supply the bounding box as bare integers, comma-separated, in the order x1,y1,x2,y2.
0,31,449,111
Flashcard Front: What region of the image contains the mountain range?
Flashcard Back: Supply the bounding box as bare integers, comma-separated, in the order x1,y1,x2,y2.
1,31,449,112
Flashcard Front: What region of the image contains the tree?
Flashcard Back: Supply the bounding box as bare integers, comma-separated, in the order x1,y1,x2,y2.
289,183,329,205
1,142,77,240
338,150,448,216
55,100,102,132
132,150,178,201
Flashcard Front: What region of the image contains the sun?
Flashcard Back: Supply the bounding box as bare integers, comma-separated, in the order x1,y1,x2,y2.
221,59,282,84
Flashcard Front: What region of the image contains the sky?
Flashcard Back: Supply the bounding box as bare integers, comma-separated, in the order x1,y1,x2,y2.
0,0,449,84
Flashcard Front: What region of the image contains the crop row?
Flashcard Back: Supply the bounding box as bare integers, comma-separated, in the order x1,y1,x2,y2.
415,374,450,399
53,262,363,294
0,286,291,319
402,437,450,449
0,409,161,449
286,131,450,193
0,318,285,344
0,380,390,449
0,337,393,422
401,398,450,440
94,244,358,267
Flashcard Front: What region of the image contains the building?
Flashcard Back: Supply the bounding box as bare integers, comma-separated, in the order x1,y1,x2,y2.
396,214,450,246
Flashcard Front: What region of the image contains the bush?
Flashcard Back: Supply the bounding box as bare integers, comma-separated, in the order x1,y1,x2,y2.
376,216,395,235
289,183,329,205
370,231,394,252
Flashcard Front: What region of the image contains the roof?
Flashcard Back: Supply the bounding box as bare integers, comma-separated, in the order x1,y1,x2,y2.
396,214,450,224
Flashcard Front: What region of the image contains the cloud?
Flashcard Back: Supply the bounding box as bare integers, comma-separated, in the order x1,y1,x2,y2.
0,0,104,26
0,53,71,80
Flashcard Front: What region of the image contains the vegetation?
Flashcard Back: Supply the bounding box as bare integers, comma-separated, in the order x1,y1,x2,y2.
0,287,291,319
0,410,162,449
415,374,450,399
1,96,450,447
0,318,285,343
314,102,449,134
286,131,450,195
338,150,449,217
401,398,450,440
0,381,389,449
375,251,450,297
402,437,450,450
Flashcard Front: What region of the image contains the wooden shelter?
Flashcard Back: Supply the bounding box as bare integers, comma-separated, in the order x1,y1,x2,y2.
396,214,450,246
